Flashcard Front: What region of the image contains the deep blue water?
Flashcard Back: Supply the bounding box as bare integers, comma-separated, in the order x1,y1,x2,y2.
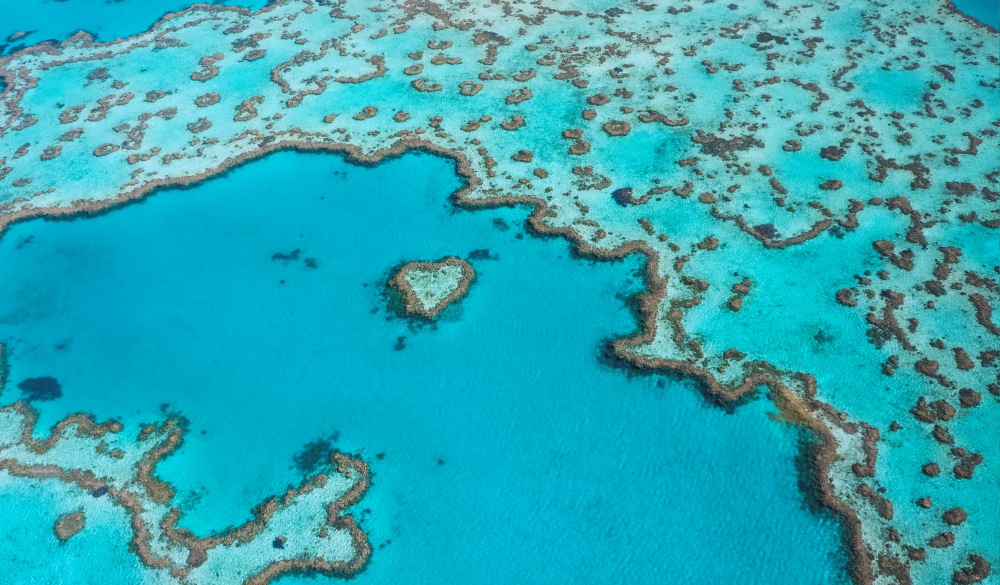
0,0,270,56
951,0,1000,28
0,150,849,583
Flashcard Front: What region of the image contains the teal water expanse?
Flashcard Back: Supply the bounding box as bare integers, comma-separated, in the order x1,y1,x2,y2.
0,150,848,583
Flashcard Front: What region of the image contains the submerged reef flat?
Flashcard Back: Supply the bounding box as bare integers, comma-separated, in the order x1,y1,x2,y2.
0,0,997,583
389,257,474,318
0,400,370,583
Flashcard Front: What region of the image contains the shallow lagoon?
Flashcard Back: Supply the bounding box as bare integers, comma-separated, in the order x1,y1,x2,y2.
0,150,849,583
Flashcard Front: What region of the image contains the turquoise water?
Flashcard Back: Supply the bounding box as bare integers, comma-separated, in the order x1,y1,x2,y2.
0,150,848,583
0,0,269,55
0,475,151,582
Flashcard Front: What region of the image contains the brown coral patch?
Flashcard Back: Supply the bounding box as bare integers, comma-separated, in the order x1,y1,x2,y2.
929,532,955,548
93,143,120,157
58,128,83,142
194,93,221,107
458,80,483,96
587,93,610,105
243,48,266,61
190,53,224,82
353,106,378,121
602,120,631,136
953,555,991,584
638,109,689,126
500,116,525,131
54,510,85,542
820,145,845,161
505,87,532,104
187,118,212,133
40,146,62,161
388,257,475,319
942,508,967,526
234,96,264,122
410,78,443,92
